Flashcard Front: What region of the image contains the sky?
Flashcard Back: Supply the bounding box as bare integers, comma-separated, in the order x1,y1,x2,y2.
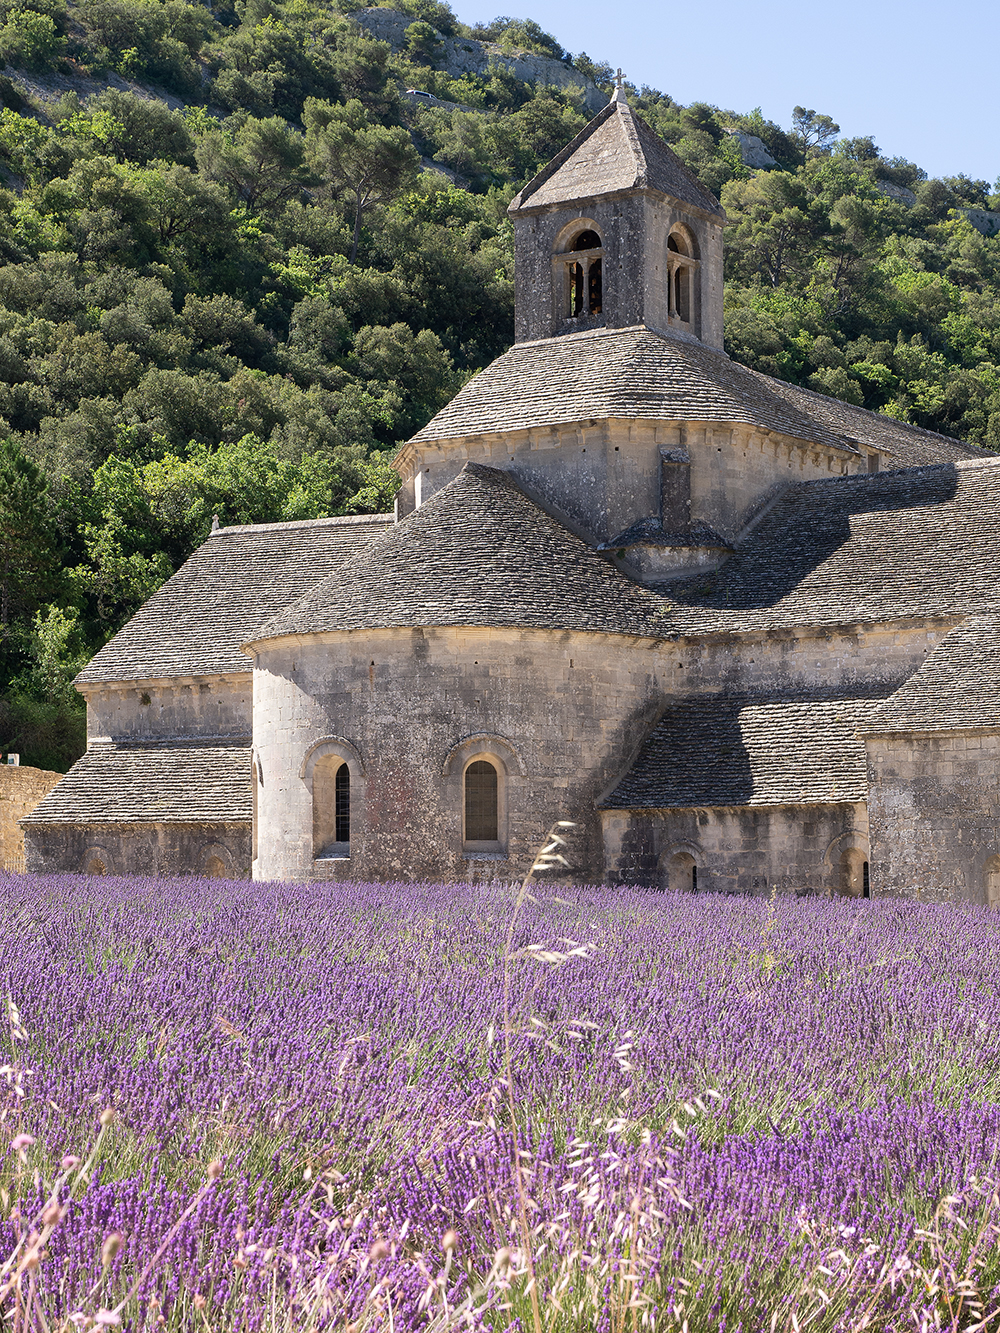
449,0,1000,185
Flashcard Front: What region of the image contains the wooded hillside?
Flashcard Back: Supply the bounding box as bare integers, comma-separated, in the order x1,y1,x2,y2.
1,0,997,768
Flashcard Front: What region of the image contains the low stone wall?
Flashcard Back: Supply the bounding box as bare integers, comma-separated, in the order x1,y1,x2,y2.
23,822,252,878
0,764,63,871
602,802,870,894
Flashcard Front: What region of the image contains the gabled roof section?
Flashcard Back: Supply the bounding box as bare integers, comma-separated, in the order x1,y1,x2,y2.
603,690,890,810
407,325,983,468
21,741,251,825
664,458,1000,634
509,93,725,218
248,464,671,645
860,616,1000,735
76,513,393,685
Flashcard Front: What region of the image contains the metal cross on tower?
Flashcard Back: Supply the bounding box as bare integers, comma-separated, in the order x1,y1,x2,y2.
615,68,625,90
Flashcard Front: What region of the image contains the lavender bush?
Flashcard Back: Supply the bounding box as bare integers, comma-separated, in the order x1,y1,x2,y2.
0,872,999,1330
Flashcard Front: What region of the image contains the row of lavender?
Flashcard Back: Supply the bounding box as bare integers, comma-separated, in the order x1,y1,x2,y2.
0,872,999,1329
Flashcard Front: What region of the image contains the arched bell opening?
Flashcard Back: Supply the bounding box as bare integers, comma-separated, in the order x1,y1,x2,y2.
553,223,605,322
666,227,700,334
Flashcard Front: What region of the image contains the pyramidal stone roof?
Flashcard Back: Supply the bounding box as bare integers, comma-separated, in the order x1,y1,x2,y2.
77,513,393,685
248,464,671,645
510,91,725,218
860,615,1000,735
603,691,889,810
407,325,984,470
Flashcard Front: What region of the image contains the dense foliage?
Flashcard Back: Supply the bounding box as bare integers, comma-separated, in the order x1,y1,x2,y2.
5,873,1000,1329
0,0,997,766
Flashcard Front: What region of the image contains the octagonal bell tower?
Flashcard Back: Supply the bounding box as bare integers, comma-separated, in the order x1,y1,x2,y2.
508,86,726,348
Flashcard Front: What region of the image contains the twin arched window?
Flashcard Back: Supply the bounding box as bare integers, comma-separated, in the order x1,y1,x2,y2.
556,226,603,321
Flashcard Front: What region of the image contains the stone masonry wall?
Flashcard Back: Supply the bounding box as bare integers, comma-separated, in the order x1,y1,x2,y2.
0,765,62,870
866,730,1000,903
601,802,869,893
24,821,251,878
250,625,665,883
402,418,867,552
249,619,942,886
83,674,251,743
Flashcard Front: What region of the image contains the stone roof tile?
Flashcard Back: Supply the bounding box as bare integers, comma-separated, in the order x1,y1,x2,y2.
746,371,987,469
249,464,671,644
76,514,392,684
860,616,1000,734
409,326,981,468
664,459,1000,634
603,691,888,809
21,741,251,825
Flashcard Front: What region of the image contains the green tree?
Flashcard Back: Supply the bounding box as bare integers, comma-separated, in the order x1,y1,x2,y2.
196,115,309,210
791,106,840,153
0,437,60,647
304,97,420,263
404,19,441,64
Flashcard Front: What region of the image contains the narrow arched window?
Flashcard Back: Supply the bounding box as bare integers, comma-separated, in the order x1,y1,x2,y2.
465,759,498,842
662,851,697,894
862,862,870,899
312,753,351,857
335,762,350,843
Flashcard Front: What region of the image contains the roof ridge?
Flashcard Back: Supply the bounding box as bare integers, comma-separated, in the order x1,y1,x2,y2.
88,736,253,749
509,98,724,218
616,99,647,187
212,513,393,537
509,100,619,212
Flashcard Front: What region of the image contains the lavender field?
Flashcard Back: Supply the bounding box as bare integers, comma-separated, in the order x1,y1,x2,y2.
1,874,1000,1331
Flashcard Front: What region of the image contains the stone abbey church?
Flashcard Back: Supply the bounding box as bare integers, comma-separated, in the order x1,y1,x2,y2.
22,89,1000,903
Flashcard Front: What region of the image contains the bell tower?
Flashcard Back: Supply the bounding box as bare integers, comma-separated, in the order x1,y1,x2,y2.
508,82,725,347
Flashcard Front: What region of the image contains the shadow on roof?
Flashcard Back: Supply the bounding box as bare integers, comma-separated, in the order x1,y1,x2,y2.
666,464,962,612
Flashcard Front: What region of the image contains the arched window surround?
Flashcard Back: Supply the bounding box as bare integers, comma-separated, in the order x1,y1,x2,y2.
443,734,523,859
82,845,114,877
985,855,1000,909
300,736,366,861
552,219,605,324
657,841,702,893
824,832,871,898
666,225,700,333
202,843,234,879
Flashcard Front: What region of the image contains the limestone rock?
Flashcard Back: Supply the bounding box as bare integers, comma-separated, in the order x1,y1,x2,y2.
355,7,605,113
876,180,917,207
724,129,777,169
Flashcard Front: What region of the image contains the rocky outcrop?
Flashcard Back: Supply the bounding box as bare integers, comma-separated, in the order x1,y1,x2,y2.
957,208,1000,237
876,182,1000,236
724,129,777,169
355,8,605,113
877,180,917,207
